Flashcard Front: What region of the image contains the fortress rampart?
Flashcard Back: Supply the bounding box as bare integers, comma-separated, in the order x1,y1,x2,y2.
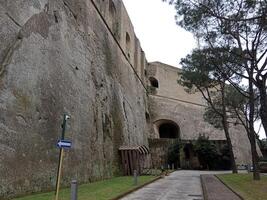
0,0,149,198
0,0,254,199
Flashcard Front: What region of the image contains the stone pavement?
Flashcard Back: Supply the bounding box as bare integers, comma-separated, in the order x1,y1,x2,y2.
201,174,241,200
120,170,232,200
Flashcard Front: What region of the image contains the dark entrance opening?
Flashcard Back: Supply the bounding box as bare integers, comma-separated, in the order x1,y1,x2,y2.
183,143,195,169
159,122,179,138
149,77,159,88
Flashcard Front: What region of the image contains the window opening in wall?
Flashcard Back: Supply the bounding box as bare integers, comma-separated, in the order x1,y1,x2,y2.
184,144,193,159
149,77,159,88
126,32,131,58
144,69,147,77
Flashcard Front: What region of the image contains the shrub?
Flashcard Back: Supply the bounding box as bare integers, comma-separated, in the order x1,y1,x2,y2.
194,135,231,170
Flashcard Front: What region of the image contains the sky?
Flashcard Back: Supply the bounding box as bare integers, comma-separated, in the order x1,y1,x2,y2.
122,0,265,139
122,0,196,68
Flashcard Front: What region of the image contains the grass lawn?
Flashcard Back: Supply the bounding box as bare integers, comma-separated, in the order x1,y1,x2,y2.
13,176,157,200
217,174,267,200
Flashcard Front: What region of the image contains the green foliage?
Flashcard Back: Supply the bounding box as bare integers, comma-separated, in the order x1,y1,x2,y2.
166,0,267,140
165,0,266,177
179,47,244,92
167,141,180,167
165,0,267,53
179,47,247,129
225,86,248,110
13,176,156,200
194,135,219,169
204,105,223,129
194,135,231,170
203,85,250,129
259,139,267,149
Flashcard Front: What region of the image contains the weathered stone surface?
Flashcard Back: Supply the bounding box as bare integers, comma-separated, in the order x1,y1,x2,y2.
0,0,148,198
0,0,255,199
147,62,254,166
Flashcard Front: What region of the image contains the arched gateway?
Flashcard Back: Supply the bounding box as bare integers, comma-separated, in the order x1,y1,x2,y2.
148,119,181,169
153,119,180,139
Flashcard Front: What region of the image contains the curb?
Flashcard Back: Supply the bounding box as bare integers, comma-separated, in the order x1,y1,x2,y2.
109,176,162,200
215,175,244,200
200,175,208,200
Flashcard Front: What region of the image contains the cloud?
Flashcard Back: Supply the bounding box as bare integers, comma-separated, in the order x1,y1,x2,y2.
122,0,196,67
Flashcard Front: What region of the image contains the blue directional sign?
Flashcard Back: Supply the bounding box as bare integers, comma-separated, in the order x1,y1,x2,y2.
57,140,72,149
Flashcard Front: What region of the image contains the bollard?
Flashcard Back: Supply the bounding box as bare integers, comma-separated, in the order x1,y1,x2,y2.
71,180,78,200
247,164,251,173
172,163,175,170
133,170,138,186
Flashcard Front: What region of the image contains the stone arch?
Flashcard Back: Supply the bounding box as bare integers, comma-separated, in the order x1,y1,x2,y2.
154,119,180,139
149,77,159,88
126,32,131,58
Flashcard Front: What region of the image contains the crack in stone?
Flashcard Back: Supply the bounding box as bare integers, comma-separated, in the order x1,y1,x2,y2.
5,12,22,27
63,0,77,20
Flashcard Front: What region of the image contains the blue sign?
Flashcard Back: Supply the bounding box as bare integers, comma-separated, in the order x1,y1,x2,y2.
57,140,72,149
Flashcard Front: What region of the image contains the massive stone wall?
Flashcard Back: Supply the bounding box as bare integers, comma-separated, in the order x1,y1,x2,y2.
0,0,259,198
0,0,149,198
147,62,253,165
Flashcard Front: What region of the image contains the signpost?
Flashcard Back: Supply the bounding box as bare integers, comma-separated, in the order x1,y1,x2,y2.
57,140,72,148
55,114,71,200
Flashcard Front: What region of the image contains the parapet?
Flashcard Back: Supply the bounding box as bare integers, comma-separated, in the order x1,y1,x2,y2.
92,0,147,82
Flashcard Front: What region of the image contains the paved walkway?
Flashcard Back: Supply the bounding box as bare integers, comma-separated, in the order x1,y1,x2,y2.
201,174,241,200
120,170,231,200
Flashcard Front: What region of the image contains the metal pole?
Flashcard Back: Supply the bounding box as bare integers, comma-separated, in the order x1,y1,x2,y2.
55,149,64,200
133,170,138,186
61,114,68,139
71,180,78,200
55,114,69,199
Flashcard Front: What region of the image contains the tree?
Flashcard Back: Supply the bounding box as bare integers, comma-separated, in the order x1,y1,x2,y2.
179,47,238,173
225,85,261,178
167,141,180,168
165,0,267,136
194,135,219,170
165,0,267,180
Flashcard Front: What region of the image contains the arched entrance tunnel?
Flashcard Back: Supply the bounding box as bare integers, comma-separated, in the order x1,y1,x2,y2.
149,120,181,169
158,121,179,139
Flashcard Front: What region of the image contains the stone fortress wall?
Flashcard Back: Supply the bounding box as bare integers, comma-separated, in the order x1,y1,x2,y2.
146,62,253,166
0,0,149,198
0,0,253,199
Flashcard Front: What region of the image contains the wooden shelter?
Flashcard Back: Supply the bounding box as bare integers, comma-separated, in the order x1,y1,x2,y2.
119,145,150,175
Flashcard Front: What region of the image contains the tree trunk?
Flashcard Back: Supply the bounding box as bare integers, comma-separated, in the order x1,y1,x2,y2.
221,82,238,174
222,120,238,173
250,134,260,180
249,72,260,180
258,79,267,137
259,103,267,137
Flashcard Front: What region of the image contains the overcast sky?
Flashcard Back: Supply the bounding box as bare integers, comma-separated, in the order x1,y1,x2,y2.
122,0,265,139
122,0,196,68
